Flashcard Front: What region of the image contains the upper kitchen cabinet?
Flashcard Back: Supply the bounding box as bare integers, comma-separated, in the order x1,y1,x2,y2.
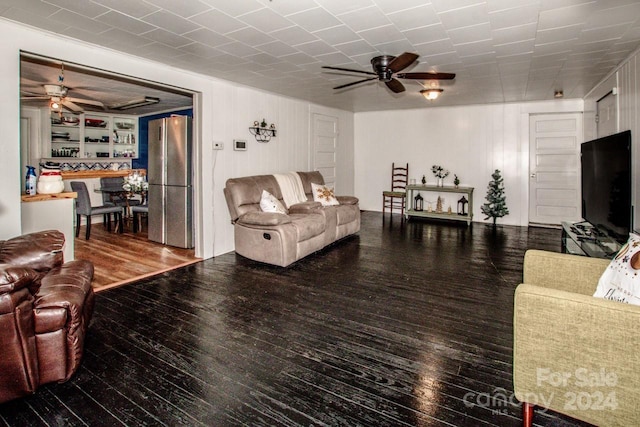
44,110,138,159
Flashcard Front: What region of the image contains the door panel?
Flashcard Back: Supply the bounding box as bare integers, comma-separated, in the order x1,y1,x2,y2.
148,184,165,244
529,113,583,225
312,114,338,188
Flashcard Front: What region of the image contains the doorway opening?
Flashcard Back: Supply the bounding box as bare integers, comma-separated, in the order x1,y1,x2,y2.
19,52,201,290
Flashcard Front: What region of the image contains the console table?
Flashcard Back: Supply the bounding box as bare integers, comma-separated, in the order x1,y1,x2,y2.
561,221,621,259
405,184,473,225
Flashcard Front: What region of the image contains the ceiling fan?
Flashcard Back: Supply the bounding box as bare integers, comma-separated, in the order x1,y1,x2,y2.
322,52,455,94
20,63,106,113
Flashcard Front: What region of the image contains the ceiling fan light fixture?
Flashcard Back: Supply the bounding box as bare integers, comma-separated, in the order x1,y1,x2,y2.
111,96,160,110
421,88,443,100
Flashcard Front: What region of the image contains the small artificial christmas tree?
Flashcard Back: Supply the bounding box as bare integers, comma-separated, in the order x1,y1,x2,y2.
481,169,509,225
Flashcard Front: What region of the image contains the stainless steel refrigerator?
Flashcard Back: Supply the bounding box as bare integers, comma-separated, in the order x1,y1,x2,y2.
147,116,193,248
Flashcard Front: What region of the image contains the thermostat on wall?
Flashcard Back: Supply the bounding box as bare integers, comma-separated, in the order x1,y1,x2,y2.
234,139,247,151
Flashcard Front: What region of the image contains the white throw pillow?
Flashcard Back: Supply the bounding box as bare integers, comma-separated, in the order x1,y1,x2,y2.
593,233,640,305
311,183,339,206
259,190,286,214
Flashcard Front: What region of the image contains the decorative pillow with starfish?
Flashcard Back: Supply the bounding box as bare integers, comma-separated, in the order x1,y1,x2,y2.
311,183,339,206
593,233,640,305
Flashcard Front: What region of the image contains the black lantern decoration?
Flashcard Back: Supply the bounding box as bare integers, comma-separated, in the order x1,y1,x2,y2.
414,193,424,211
457,195,468,216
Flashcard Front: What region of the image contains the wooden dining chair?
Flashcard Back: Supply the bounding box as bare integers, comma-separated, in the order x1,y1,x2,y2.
131,204,148,233
70,181,124,240
382,163,409,217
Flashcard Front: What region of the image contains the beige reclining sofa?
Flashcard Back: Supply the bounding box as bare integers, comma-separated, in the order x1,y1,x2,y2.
224,171,360,267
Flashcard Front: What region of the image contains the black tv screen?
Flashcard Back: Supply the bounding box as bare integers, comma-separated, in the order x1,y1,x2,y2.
581,130,632,243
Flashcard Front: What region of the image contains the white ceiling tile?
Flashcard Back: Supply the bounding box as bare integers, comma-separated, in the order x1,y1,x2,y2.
373,39,415,55
437,3,490,30
334,39,377,56
357,24,405,45
190,9,247,34
498,60,532,75
180,42,223,58
145,0,211,18
374,0,436,14
44,0,109,19
312,25,361,45
238,7,295,33
402,23,448,45
89,0,160,18
201,0,265,18
315,0,376,16
488,3,541,29
447,23,492,45
99,28,153,48
270,25,317,45
537,2,597,30
432,0,487,13
294,39,337,56
387,5,440,31
279,52,320,65
315,51,354,66
142,28,193,48
337,5,392,32
99,11,157,35
255,40,299,57
487,0,540,13
585,3,640,29
494,39,535,57
491,22,538,45
243,52,280,65
455,39,496,56
184,28,233,47
142,10,201,35
217,41,261,57
535,24,583,45
256,0,318,16
226,26,275,46
578,23,631,44
287,7,342,33
415,39,456,56
49,9,111,33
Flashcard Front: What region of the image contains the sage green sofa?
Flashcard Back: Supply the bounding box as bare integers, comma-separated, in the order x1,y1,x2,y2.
513,249,640,427
223,171,360,267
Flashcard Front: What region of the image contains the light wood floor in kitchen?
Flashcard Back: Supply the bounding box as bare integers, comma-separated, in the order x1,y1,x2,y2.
74,220,200,291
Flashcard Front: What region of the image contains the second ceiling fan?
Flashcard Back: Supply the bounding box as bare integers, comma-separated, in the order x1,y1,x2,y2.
322,52,455,94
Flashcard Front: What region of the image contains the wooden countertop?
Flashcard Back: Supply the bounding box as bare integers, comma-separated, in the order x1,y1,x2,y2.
22,191,77,202
60,169,146,179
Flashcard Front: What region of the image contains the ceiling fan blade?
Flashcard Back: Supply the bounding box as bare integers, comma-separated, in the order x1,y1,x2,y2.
20,95,49,100
387,52,418,73
62,100,84,112
396,72,456,80
385,79,405,93
333,77,378,90
322,66,377,76
66,97,106,108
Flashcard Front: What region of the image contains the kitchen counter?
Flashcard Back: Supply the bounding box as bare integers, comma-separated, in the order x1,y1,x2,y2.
60,169,146,179
21,191,77,202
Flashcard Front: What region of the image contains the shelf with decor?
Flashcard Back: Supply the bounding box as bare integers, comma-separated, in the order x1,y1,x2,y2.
405,184,474,226
44,110,138,159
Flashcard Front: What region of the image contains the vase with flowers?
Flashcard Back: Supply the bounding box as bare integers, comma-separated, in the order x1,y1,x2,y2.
431,165,449,187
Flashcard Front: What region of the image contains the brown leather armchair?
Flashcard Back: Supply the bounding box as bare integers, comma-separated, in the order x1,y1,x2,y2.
0,230,94,403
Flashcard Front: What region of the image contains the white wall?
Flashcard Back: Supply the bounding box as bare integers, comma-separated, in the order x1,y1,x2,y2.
585,47,640,232
0,19,355,258
354,100,583,226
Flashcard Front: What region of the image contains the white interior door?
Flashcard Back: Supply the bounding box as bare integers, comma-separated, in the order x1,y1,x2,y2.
312,113,338,188
529,113,583,226
597,91,617,137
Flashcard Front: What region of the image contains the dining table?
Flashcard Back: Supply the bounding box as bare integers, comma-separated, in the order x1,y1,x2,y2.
95,187,146,222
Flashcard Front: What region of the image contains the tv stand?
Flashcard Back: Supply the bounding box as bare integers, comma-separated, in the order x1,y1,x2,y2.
561,221,621,258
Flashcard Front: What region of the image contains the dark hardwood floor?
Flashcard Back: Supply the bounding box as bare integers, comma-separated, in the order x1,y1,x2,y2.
0,212,592,426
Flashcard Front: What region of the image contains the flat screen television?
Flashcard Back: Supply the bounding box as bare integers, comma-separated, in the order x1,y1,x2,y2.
581,130,632,244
